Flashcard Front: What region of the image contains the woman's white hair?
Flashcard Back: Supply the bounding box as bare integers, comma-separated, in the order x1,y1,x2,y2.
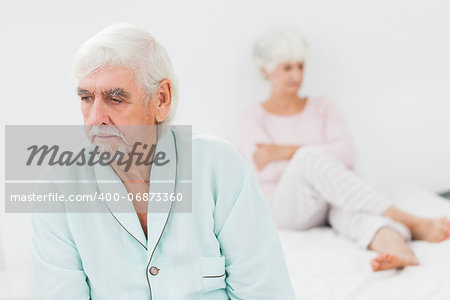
253,27,308,75
71,23,179,126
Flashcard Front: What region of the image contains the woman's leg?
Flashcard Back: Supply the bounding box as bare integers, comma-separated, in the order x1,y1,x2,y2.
269,149,331,229
329,206,418,271
287,146,450,241
383,206,450,242
270,145,450,243
284,146,392,214
270,145,393,229
269,173,330,230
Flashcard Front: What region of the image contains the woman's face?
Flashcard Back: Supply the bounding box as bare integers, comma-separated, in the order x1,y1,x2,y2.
265,60,304,95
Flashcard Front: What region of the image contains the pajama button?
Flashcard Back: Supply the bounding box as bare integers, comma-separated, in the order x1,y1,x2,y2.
149,266,159,276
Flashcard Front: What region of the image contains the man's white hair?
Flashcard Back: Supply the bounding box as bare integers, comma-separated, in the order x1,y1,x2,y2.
253,27,308,75
71,23,179,126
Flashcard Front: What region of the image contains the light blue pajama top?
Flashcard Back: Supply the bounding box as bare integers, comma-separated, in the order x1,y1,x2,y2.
31,127,295,299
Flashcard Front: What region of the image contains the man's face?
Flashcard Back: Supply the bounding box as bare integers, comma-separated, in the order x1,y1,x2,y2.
78,65,155,127
77,65,158,153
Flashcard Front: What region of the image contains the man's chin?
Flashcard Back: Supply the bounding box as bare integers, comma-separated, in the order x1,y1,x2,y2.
93,142,127,155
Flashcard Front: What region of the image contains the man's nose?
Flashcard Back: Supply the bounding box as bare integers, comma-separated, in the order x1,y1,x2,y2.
89,98,110,125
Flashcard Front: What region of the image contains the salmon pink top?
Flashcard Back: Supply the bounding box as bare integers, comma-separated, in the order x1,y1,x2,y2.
238,97,355,197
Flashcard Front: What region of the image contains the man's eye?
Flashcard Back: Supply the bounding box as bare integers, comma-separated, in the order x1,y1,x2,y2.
284,66,292,71
81,96,92,102
111,98,123,104
298,64,304,69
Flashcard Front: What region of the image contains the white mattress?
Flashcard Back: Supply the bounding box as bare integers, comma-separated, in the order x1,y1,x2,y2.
278,186,450,300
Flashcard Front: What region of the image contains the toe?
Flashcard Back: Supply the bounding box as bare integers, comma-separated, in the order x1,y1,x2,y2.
370,259,380,271
387,254,396,262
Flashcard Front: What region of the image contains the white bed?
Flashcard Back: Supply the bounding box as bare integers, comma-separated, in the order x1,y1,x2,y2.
1,186,449,300
278,185,450,300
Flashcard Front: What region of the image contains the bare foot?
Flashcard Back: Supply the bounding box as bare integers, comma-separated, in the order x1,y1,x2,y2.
370,253,419,272
411,217,450,243
383,207,450,243
368,227,419,272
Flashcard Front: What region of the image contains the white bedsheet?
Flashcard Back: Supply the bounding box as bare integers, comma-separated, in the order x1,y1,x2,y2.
279,186,450,300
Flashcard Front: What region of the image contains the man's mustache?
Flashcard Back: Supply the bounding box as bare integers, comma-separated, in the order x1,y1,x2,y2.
88,125,127,143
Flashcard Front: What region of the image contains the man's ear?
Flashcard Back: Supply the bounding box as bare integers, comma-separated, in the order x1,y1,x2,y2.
154,79,173,123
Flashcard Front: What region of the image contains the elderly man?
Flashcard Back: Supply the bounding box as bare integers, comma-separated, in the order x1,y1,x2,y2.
31,24,295,299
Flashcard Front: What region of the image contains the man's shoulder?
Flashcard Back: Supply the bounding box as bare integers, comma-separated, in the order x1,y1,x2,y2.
192,134,242,159
191,133,249,174
192,133,232,149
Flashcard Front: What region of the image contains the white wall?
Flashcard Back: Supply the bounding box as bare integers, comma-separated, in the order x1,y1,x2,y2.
1,0,449,298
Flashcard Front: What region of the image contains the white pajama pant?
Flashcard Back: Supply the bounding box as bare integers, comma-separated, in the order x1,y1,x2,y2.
268,146,411,249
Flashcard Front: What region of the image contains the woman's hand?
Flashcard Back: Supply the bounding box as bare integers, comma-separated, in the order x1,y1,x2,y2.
252,144,300,170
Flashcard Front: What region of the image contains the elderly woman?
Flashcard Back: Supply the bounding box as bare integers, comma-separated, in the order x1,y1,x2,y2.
239,28,450,271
